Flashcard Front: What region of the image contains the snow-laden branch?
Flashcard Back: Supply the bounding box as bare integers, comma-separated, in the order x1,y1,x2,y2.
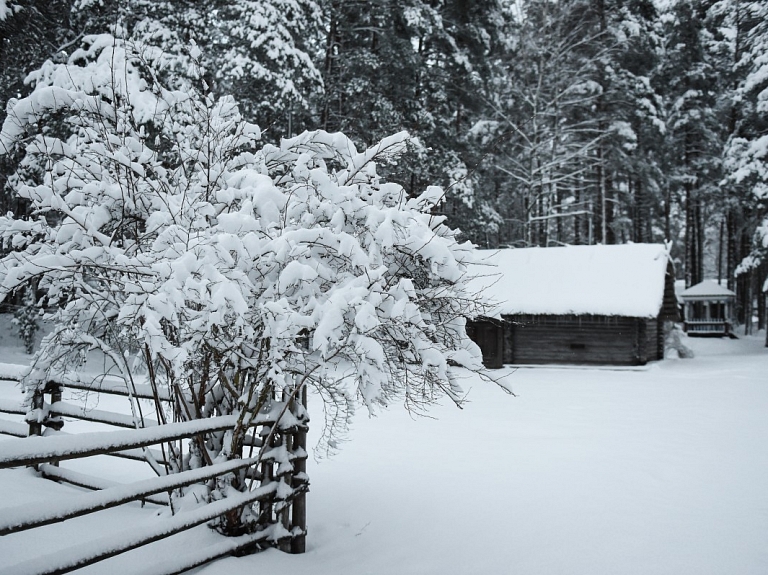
0,33,494,485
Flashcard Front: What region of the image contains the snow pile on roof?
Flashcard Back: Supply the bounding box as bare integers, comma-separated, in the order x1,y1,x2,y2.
679,280,736,299
468,244,669,318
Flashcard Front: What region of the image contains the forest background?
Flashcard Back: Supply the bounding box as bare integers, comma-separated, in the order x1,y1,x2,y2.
0,0,766,329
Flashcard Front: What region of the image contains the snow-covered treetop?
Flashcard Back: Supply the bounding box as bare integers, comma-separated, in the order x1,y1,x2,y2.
0,0,17,21
64,0,324,131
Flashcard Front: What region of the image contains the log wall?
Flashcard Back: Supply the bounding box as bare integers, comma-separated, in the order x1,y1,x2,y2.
504,314,656,366
466,319,504,369
644,317,664,361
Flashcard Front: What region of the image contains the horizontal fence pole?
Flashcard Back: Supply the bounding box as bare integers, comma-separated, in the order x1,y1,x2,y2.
56,380,171,402
1,457,260,535
0,397,25,416
0,373,172,402
49,401,159,429
4,482,280,575
0,419,28,437
28,429,169,466
107,447,169,466
38,465,170,506
0,415,239,469
122,530,277,575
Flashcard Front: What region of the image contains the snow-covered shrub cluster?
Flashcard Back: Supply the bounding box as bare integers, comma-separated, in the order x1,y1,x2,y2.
0,34,489,475
663,322,694,359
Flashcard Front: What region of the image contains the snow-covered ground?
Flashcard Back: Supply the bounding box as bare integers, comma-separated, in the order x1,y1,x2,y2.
1,332,766,575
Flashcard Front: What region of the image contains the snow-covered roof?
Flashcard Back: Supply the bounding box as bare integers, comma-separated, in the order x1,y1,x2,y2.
468,244,670,318
679,279,735,299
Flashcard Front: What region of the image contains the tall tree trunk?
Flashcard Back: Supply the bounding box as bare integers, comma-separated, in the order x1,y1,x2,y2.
574,183,582,245
605,171,615,244
727,209,736,290
685,183,694,287
636,178,651,243
555,184,563,244
736,227,751,324
630,178,638,242
717,218,724,284
595,149,606,244
756,261,766,332
664,184,671,243
695,198,704,286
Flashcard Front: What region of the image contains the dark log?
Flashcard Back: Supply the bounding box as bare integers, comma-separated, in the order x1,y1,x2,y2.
0,416,239,469
27,388,44,438
506,314,656,366
290,385,308,554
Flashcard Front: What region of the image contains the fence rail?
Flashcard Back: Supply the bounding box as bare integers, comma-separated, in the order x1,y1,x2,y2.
7,484,281,575
0,374,309,575
0,415,240,469
0,457,262,535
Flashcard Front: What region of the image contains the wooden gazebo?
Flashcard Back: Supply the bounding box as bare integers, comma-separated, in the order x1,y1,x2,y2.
679,280,735,336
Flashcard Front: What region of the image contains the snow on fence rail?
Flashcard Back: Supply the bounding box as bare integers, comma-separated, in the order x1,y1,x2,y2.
0,377,170,468
0,418,27,437
49,400,160,428
0,384,164,436
0,416,240,468
37,464,170,506
0,374,310,574
0,396,26,415
4,482,282,575
0,457,262,535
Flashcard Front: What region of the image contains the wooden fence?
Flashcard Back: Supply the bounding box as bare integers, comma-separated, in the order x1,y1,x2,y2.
0,374,308,575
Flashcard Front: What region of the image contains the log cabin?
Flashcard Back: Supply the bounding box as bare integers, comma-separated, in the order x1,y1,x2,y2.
466,244,679,368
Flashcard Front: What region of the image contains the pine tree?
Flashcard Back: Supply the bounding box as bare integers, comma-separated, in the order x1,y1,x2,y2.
586,0,666,246
473,0,608,247
318,0,506,237
656,0,724,287
721,0,768,331
0,0,76,214
68,0,324,135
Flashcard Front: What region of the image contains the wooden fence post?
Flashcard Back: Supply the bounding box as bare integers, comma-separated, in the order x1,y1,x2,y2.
290,384,307,554
46,382,64,431
27,388,44,438
46,382,64,467
258,394,275,528
278,428,293,553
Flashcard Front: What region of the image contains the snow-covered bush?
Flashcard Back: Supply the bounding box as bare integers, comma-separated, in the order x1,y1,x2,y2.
0,33,490,517
663,322,693,359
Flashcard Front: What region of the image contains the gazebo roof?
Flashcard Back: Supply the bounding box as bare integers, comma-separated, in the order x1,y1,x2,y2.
679,280,735,299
